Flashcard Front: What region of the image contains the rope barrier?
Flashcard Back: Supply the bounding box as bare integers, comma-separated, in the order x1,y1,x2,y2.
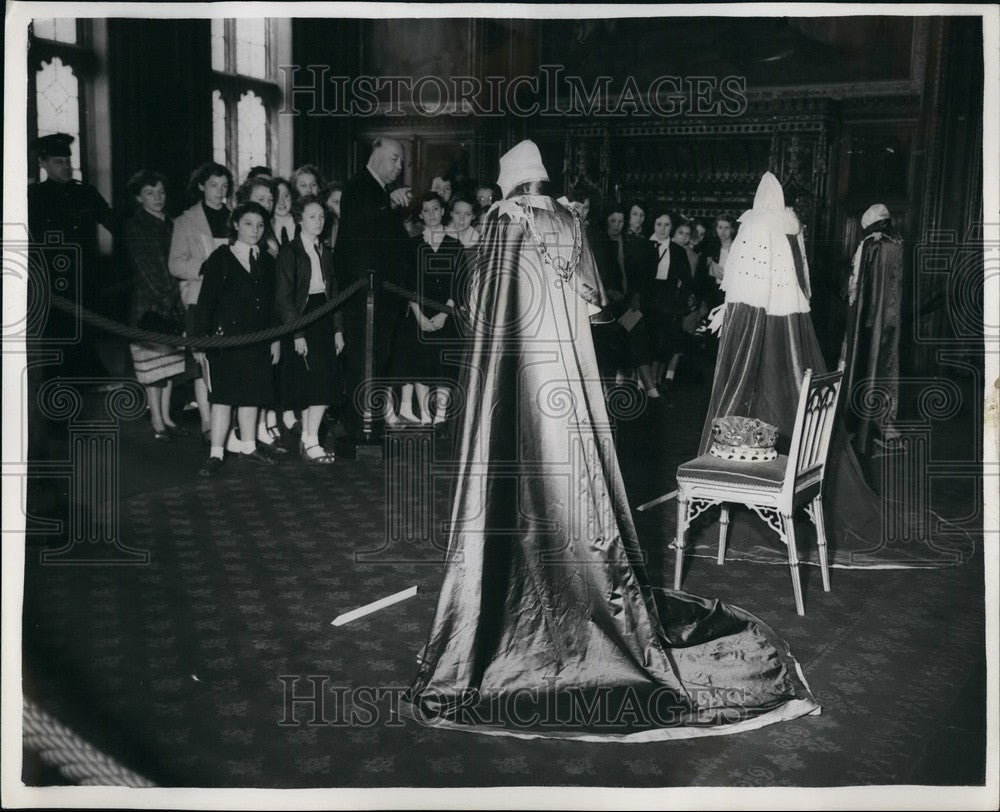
45,276,458,350
22,698,157,787
48,278,367,350
380,280,455,315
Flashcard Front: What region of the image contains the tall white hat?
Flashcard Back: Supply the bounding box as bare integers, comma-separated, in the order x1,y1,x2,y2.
496,140,549,198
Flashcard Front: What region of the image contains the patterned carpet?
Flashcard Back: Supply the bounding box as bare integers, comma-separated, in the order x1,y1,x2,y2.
21,368,987,788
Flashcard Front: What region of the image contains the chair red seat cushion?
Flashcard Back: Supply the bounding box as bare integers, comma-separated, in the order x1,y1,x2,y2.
677,453,788,491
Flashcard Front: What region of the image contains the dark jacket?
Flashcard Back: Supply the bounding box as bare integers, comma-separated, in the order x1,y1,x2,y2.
646,240,695,316
334,168,409,288
192,245,278,340
275,235,344,340
124,209,182,326
624,234,657,301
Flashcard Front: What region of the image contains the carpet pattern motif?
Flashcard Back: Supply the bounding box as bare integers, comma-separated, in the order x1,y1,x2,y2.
23,447,986,787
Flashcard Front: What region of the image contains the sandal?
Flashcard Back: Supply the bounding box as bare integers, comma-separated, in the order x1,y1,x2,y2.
301,443,336,464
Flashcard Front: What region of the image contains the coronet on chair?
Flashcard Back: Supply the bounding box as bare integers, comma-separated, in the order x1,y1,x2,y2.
672,362,846,615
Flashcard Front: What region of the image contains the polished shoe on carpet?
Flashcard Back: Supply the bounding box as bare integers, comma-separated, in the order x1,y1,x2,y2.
198,456,224,477
239,449,278,465
258,441,288,458
301,443,336,464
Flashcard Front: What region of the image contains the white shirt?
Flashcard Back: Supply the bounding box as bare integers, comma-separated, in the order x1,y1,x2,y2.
651,235,671,280
230,241,258,272
422,225,446,250
301,235,326,294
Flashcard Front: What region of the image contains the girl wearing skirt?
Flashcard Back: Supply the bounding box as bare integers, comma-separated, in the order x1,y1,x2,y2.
192,202,281,476
124,170,187,440
386,192,460,426
275,194,344,463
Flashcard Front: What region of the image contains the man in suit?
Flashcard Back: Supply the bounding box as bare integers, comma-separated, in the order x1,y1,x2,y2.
335,137,412,443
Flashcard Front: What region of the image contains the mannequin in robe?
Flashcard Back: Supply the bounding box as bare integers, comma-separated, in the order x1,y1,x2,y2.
404,144,819,740
697,174,970,569
840,203,904,455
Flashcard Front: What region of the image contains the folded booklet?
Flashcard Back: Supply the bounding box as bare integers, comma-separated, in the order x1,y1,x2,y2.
618,309,643,332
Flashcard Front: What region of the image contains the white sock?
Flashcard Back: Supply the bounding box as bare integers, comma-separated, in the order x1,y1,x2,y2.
210,446,224,459
226,428,242,453
648,387,660,398
257,421,273,444
301,432,318,447
241,439,256,455
665,369,676,380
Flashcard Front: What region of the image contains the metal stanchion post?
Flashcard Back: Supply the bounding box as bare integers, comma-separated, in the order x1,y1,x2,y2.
356,270,383,461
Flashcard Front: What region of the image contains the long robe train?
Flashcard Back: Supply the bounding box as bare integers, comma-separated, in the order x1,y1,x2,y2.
403,196,819,740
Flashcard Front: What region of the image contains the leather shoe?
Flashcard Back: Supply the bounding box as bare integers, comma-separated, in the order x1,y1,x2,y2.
301,443,336,464
257,440,288,457
239,449,278,465
198,456,224,477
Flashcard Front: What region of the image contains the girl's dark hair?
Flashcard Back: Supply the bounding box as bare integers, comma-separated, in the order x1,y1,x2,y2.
321,180,344,199
126,169,167,201
420,191,447,209
227,201,270,240
289,164,325,197
626,200,647,217
291,193,327,223
716,213,738,229
449,193,474,211
604,202,627,221
235,175,275,208
650,207,674,223
187,162,233,204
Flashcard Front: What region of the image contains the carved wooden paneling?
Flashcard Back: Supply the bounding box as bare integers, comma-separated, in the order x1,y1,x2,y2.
552,98,839,252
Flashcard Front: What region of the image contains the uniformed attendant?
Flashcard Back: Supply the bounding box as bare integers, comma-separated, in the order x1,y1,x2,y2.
28,133,115,271
28,133,115,375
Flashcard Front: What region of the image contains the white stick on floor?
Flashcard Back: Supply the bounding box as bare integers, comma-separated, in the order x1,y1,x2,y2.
636,490,678,512
331,586,418,626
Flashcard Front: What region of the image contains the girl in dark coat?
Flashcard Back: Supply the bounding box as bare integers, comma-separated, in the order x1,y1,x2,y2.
386,192,461,425
192,202,281,476
275,194,345,463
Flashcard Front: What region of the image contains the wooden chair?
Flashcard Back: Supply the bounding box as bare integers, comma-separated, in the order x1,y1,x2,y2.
673,362,846,615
